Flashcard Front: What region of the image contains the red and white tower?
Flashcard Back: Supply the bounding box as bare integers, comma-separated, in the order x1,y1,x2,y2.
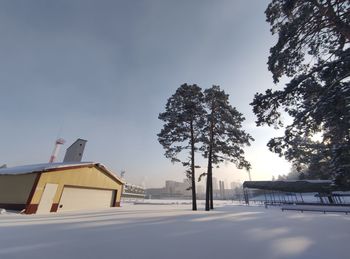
49,138,65,163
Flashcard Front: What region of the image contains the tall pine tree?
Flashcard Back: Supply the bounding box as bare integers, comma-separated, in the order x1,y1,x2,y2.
158,84,205,210
203,86,253,210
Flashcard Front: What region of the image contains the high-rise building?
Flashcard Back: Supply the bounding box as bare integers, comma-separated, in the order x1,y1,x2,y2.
219,180,226,199
212,177,218,190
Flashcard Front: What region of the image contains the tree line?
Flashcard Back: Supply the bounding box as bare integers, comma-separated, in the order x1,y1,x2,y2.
158,85,253,211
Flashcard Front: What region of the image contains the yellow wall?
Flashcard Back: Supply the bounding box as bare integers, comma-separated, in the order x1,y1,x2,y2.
31,166,123,205
0,174,37,203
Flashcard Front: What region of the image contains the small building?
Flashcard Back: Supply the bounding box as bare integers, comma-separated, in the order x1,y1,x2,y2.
0,162,124,214
122,183,145,201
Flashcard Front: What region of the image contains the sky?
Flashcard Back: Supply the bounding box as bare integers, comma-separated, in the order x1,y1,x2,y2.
0,0,292,188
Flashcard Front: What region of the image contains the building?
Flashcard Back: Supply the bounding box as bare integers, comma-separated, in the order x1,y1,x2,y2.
145,179,191,199
219,180,226,199
145,188,167,199
231,181,241,189
165,180,190,196
212,177,218,190
63,138,87,162
0,162,124,214
122,183,145,201
197,185,205,194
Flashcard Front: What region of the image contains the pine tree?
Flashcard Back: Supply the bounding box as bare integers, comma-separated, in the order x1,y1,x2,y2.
251,0,350,185
202,86,253,210
158,84,205,210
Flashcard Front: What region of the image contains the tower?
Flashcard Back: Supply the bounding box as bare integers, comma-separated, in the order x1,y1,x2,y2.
49,138,66,163
63,139,87,162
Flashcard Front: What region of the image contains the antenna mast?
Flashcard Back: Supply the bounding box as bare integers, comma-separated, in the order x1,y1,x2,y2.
49,138,65,163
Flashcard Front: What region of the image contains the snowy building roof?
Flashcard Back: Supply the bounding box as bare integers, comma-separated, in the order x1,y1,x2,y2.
0,162,124,184
243,180,350,192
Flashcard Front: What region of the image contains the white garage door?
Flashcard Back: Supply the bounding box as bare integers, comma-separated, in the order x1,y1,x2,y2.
58,187,115,212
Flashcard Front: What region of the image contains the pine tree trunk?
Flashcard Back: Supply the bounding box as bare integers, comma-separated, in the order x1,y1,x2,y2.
206,103,215,211
205,126,213,211
210,166,214,210
205,167,210,211
205,152,213,211
190,121,197,211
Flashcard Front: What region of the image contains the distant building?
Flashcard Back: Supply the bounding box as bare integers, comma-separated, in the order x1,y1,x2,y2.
122,183,145,200
165,180,190,196
197,185,205,194
0,162,123,214
145,179,240,200
219,181,226,199
231,182,241,189
145,188,167,199
146,179,191,199
212,177,218,190
63,139,87,162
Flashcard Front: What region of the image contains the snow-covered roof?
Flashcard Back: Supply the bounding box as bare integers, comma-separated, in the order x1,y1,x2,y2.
242,180,350,192
0,162,124,184
0,162,94,175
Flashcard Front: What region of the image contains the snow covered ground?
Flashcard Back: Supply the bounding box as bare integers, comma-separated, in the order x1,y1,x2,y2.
1,201,349,259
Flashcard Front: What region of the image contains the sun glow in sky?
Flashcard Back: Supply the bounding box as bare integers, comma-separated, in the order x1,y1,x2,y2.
0,0,291,187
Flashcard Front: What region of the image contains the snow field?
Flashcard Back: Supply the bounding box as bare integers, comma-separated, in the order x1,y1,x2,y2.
0,202,349,259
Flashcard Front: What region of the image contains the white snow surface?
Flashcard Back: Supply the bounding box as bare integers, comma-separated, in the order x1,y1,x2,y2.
0,162,95,175
0,201,349,259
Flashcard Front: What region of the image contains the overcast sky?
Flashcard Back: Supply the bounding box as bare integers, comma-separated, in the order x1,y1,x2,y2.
0,0,291,188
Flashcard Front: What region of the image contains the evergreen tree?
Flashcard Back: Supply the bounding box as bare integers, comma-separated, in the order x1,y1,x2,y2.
203,86,253,210
251,0,350,185
158,84,205,210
